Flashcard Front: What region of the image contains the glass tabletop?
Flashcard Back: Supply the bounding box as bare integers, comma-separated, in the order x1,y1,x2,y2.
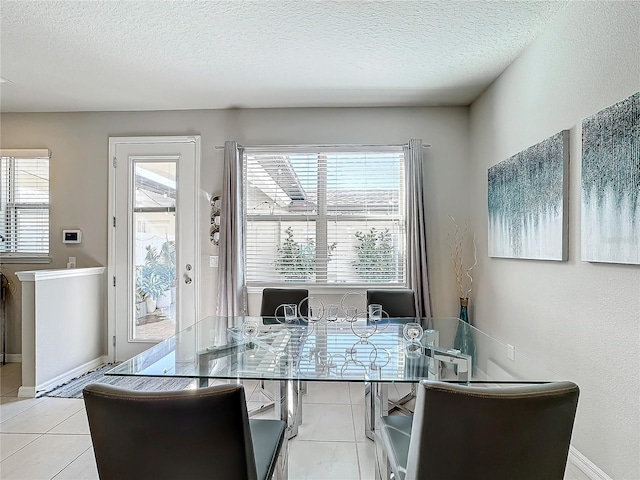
108,316,564,385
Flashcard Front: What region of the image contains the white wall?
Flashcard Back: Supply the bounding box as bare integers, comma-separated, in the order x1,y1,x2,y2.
469,2,640,478
16,268,104,396
0,106,470,355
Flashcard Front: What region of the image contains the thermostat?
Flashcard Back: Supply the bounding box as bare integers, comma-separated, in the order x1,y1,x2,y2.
62,230,82,244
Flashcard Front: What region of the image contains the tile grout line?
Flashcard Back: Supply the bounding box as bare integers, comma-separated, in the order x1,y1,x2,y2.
50,445,93,480
0,432,44,464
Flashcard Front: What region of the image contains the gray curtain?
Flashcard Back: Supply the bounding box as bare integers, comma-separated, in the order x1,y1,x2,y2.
216,141,247,316
404,139,432,319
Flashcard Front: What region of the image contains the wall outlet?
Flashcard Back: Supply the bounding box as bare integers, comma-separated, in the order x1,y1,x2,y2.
507,344,515,361
209,255,218,267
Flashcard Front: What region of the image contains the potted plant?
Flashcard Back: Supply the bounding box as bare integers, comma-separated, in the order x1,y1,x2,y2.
136,245,173,313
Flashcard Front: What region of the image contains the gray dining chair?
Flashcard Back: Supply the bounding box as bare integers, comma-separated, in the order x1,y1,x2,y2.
366,288,418,320
365,288,419,428
257,287,310,413
83,383,286,480
260,287,309,324
375,380,580,480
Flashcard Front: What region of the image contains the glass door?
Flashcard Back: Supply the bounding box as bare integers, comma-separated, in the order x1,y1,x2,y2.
109,137,199,361
133,160,177,341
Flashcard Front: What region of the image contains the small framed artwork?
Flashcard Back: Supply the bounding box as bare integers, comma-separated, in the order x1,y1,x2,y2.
488,130,570,261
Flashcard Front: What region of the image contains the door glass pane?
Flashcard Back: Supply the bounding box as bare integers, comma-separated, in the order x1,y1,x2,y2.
132,161,177,341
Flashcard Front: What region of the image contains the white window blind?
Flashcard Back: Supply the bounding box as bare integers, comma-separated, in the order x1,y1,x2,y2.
0,149,50,258
243,146,406,286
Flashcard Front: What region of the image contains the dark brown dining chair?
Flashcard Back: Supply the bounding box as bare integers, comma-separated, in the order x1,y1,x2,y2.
366,288,417,320
83,383,286,480
375,380,580,480
260,287,309,324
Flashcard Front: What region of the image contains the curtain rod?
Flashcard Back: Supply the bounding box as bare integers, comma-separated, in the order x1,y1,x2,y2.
214,143,431,150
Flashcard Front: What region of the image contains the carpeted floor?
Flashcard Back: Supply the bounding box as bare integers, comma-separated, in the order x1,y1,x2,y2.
43,364,196,399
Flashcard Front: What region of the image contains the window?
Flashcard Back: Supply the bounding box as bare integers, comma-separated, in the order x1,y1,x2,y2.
0,149,50,261
244,146,406,286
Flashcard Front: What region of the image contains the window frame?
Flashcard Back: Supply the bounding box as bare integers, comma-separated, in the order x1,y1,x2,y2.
0,148,51,264
243,145,407,289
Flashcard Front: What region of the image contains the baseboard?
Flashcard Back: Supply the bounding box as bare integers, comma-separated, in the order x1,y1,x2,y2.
18,386,36,397
1,354,22,363
569,446,612,480
34,357,106,397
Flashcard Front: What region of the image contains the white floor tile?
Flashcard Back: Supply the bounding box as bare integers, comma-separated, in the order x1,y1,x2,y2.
0,434,91,480
52,447,99,480
0,398,84,434
48,409,90,435
356,441,375,480
0,363,21,378
0,370,22,396
0,396,46,422
289,441,360,480
349,382,365,405
351,404,367,442
296,403,355,442
303,381,351,404
0,433,41,461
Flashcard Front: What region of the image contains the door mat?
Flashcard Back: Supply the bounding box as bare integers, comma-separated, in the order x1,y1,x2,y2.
42,364,195,399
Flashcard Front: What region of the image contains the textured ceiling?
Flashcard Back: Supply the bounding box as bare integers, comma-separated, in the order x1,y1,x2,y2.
0,1,566,113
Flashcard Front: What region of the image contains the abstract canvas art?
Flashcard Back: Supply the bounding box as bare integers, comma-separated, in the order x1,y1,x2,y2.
581,92,640,264
488,131,569,260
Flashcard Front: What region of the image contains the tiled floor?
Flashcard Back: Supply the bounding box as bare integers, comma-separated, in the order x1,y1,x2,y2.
1,362,589,480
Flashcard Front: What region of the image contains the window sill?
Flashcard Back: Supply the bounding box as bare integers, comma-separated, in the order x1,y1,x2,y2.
0,255,52,264
246,284,407,295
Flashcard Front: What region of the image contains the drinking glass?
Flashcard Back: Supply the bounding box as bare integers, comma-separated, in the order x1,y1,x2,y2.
309,305,322,322
345,306,357,322
284,304,297,323
368,304,382,322
403,322,424,342
326,304,338,322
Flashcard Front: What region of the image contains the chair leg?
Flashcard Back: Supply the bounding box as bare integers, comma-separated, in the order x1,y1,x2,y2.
273,441,289,480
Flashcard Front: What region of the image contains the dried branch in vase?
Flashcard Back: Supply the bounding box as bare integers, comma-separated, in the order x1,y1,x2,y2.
447,215,477,299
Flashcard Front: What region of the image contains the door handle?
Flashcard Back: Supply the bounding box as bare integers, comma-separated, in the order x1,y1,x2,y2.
184,276,192,284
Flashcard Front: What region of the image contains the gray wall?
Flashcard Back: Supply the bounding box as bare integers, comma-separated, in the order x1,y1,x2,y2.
0,106,470,354
469,2,639,478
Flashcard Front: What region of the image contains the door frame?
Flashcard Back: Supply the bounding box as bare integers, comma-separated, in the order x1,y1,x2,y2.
107,136,201,361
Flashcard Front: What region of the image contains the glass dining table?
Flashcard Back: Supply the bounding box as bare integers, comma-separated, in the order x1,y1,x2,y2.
107,315,564,444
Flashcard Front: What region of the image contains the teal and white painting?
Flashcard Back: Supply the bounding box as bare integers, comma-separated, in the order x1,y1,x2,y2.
582,92,640,265
488,131,569,260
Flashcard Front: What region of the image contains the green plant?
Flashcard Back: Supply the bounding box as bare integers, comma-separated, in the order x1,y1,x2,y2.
136,264,169,300
136,243,174,299
353,227,394,282
274,227,336,282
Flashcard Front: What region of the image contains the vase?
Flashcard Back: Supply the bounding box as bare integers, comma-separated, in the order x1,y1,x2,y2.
454,297,476,367
145,296,157,314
